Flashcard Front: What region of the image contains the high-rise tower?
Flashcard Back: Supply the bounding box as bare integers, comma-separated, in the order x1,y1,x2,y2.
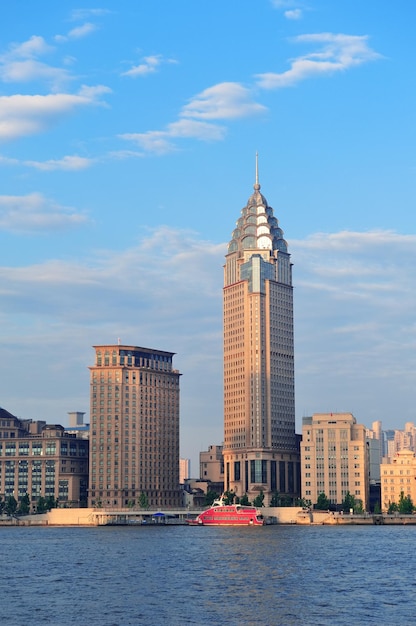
223,158,299,504
88,344,181,508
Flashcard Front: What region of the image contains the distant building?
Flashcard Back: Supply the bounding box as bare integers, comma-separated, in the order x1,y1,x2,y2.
301,413,369,510
222,160,300,504
200,444,224,483
0,407,88,507
66,411,89,439
179,458,190,484
88,344,181,508
380,449,416,512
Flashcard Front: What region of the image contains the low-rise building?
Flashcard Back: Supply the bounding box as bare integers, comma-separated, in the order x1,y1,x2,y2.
301,412,369,510
380,449,416,512
0,407,88,508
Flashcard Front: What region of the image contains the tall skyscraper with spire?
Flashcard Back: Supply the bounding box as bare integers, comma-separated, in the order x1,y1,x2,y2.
223,157,299,504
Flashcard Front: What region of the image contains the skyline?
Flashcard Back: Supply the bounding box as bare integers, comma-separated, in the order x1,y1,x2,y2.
0,1,415,472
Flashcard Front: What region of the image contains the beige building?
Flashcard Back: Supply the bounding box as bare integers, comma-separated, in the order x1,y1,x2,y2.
88,344,181,508
381,449,416,512
222,160,299,504
0,408,88,507
200,444,224,484
301,413,369,510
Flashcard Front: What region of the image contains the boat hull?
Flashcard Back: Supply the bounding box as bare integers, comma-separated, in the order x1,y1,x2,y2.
187,504,264,526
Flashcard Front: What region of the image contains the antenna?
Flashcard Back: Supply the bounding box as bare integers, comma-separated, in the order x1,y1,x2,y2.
255,151,259,185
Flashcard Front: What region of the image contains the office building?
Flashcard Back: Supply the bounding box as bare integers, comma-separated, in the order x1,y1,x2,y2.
200,444,224,484
88,344,181,508
0,407,88,507
222,160,299,504
301,412,369,510
380,449,416,511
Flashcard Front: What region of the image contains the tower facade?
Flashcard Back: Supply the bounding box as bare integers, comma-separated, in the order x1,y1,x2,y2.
223,163,299,504
88,344,181,508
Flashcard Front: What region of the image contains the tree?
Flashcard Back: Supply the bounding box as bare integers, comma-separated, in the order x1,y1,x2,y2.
315,492,330,510
295,498,312,509
398,491,414,514
342,491,356,513
4,495,17,515
239,494,251,506
138,492,149,509
270,492,280,507
387,501,398,514
223,491,235,505
373,502,381,514
45,496,57,510
18,493,30,515
253,491,265,508
36,496,48,513
204,490,219,506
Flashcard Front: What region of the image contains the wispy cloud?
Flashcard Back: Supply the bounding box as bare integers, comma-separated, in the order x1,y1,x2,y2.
122,54,177,78
0,192,89,232
0,154,94,171
55,22,98,43
70,8,113,21
123,32,380,154
121,82,264,154
256,33,381,89
0,86,111,141
285,9,303,20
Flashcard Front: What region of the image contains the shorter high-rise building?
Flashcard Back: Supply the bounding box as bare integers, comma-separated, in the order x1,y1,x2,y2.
179,458,190,484
301,413,369,510
89,344,181,508
0,407,88,507
380,449,416,512
200,444,224,484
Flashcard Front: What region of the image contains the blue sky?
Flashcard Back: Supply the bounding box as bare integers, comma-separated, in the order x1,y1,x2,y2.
1,1,415,473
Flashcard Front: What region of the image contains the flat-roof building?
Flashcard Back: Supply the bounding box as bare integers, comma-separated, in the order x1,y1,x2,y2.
88,344,181,508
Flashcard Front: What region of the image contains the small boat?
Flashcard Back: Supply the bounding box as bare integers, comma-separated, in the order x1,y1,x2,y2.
187,496,264,526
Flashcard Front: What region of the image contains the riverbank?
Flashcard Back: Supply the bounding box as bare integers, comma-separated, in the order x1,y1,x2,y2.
2,507,416,526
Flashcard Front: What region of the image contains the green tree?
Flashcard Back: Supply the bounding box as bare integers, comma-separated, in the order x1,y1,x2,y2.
4,495,18,515
239,494,251,506
204,490,219,506
398,491,414,514
295,498,312,509
270,492,280,507
387,501,398,514
342,491,356,513
0,497,5,515
253,490,265,508
18,493,31,515
45,496,57,510
315,492,330,510
138,492,149,509
373,502,381,514
223,490,235,505
36,496,48,513
354,499,364,514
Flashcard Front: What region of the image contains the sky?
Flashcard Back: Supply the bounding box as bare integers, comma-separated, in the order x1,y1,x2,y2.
0,0,415,474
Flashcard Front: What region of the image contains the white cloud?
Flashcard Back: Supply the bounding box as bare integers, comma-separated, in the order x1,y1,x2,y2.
55,22,98,43
121,83,262,154
0,154,93,170
285,9,303,20
122,54,177,78
181,82,267,120
256,33,381,89
120,119,226,154
0,86,111,141
70,9,112,21
0,192,89,232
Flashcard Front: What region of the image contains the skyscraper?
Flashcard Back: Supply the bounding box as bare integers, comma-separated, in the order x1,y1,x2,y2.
88,344,181,508
223,159,299,504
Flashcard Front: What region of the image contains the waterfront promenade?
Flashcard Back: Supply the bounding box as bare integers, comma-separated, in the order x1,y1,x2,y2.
2,507,416,526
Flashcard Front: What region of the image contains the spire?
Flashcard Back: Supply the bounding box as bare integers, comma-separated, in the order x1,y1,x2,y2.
254,152,260,191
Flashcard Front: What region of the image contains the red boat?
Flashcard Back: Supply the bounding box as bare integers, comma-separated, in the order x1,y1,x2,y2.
187,496,264,526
